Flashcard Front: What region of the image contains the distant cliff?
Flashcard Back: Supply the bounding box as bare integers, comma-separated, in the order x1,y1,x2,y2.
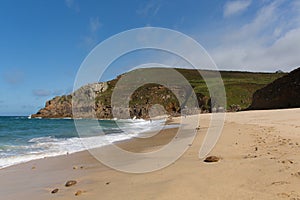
248,67,300,110
31,95,72,118
32,68,285,119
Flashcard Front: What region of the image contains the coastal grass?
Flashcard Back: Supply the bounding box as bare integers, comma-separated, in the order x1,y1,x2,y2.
96,68,285,110
176,69,285,109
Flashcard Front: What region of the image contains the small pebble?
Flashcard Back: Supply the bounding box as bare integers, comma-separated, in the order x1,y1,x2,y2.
51,188,59,194
204,156,220,163
65,180,77,187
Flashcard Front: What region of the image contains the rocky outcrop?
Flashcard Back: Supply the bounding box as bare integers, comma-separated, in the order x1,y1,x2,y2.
248,67,300,110
31,95,72,118
32,83,109,119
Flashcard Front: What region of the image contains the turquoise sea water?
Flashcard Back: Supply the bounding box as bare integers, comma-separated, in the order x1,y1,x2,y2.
0,116,170,168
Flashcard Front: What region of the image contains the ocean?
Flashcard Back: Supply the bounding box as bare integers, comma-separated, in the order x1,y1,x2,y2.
0,116,172,169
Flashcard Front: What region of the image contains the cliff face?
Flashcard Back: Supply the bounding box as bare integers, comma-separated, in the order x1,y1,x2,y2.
32,82,110,119
32,77,206,119
248,67,300,110
32,68,286,119
31,95,72,118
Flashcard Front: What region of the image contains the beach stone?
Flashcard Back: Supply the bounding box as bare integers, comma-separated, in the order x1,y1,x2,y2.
75,190,82,196
204,156,220,163
65,180,77,187
51,188,59,194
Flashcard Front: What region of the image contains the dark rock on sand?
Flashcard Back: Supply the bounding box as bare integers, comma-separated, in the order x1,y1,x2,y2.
51,188,59,194
65,180,77,187
204,156,220,163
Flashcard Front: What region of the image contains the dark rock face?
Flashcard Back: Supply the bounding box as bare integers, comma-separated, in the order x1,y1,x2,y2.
248,67,300,110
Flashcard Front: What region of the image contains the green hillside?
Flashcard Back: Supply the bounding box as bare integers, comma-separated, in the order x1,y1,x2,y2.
176,68,285,109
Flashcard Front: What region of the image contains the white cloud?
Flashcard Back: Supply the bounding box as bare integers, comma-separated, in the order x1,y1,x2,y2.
32,89,51,97
65,0,80,12
224,0,252,18
32,88,69,97
81,17,102,49
89,17,101,33
137,0,161,17
223,1,278,43
2,68,25,85
209,0,300,72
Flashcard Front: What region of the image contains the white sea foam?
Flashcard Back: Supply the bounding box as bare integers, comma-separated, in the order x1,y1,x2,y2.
0,134,133,169
0,118,178,169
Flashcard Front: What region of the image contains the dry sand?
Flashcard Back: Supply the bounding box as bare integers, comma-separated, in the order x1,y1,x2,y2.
0,109,300,199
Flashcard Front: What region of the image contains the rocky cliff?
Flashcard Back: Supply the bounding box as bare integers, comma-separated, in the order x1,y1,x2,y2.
248,67,300,110
32,68,285,119
32,81,204,119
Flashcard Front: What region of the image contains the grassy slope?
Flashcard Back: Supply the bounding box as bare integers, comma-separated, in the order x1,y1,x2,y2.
95,68,286,110
176,69,285,109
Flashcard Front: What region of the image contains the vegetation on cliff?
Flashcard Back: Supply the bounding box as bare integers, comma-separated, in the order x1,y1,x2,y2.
32,68,285,119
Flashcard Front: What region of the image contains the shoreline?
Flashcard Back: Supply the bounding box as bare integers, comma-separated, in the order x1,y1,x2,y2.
1,108,300,199
0,116,179,170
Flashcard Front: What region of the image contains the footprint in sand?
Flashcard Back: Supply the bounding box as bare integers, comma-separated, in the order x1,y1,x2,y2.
271,181,290,185
291,172,300,177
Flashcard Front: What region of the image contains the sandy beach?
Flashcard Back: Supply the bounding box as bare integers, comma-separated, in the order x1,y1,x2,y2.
1,108,300,199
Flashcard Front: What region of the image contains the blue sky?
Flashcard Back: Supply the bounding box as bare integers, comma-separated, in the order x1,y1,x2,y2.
1,0,300,115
